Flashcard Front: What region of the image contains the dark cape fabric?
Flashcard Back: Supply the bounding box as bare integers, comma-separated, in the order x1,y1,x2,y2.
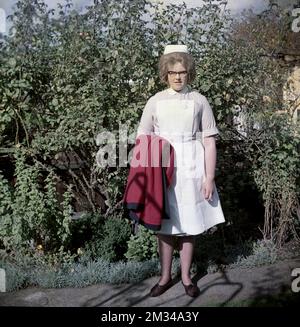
122,134,175,231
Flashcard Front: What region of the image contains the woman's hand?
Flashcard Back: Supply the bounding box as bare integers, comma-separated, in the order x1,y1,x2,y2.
203,136,217,202
202,178,214,201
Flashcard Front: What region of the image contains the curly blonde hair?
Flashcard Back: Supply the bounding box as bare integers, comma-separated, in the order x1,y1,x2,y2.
159,52,196,85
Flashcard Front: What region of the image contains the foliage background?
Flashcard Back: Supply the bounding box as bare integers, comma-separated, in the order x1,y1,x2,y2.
0,0,299,287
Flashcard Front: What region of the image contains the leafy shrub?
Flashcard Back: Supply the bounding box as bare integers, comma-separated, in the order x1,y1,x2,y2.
0,250,162,291
0,172,13,248
125,225,158,262
252,114,300,245
0,0,299,268
228,239,278,269
2,262,29,291
68,212,104,254
84,215,131,262
0,151,73,251
193,233,277,273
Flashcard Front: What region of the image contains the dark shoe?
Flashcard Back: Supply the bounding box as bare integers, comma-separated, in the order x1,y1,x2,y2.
150,279,173,297
182,282,200,298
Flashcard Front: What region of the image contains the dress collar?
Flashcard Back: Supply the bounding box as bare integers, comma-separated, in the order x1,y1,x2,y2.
167,85,190,95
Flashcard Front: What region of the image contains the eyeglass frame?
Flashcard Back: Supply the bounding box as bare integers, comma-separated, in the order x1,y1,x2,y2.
167,70,188,77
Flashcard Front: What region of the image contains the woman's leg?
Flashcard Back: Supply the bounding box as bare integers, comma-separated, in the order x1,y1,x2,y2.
157,233,174,285
178,235,195,285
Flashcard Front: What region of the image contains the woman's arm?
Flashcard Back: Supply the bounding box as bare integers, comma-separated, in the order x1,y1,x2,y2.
202,135,217,201
136,96,155,136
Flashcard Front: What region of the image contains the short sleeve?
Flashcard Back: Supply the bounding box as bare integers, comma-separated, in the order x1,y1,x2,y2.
200,96,219,137
136,96,155,136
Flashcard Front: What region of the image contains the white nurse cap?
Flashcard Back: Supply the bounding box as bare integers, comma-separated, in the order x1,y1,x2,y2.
163,44,188,55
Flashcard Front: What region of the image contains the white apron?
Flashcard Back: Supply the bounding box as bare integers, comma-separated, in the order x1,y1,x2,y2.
154,98,225,235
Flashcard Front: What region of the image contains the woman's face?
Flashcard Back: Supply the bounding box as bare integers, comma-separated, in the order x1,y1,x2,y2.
167,62,188,92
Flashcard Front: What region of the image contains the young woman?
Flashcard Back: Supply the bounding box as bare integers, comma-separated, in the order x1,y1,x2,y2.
136,44,225,297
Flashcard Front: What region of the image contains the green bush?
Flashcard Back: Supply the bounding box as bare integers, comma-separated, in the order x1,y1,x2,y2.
228,239,278,269
0,151,73,251
0,0,299,267
84,215,131,262
0,249,161,291
125,225,158,262
68,212,104,254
